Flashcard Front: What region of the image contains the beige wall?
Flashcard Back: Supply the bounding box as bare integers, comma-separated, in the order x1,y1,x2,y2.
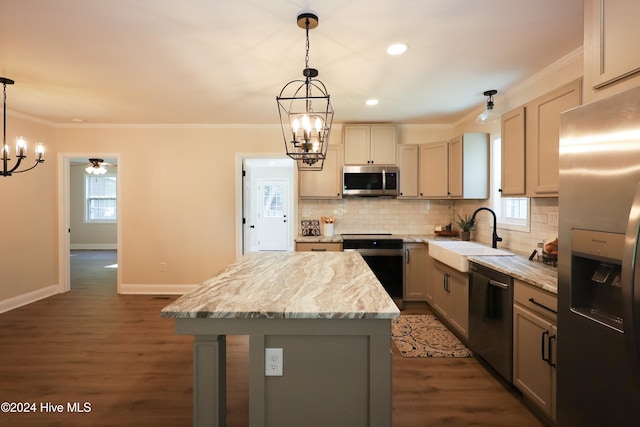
0,114,58,304
56,125,286,291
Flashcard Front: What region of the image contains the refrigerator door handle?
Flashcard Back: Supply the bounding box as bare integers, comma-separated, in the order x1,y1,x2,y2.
622,181,640,382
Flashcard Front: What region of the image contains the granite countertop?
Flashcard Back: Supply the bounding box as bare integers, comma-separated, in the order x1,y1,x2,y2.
295,233,558,294
468,254,558,294
161,251,400,320
295,233,442,243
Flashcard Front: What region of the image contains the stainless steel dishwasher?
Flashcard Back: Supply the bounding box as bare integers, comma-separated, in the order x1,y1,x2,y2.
468,261,514,382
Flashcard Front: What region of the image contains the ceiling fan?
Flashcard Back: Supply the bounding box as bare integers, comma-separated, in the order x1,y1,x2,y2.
85,158,116,175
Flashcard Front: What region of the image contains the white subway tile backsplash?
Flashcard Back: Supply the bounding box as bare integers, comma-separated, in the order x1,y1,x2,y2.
298,196,559,255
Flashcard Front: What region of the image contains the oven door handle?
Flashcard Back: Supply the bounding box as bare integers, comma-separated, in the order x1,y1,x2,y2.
345,249,404,256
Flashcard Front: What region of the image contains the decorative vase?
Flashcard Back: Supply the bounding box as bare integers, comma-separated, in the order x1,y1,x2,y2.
461,231,470,241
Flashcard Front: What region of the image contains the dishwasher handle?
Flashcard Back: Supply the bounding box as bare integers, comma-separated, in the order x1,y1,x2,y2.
489,279,509,289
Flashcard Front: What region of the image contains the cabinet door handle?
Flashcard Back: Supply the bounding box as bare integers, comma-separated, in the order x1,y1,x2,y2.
529,298,557,314
444,273,450,292
406,248,410,264
541,330,550,363
549,333,557,368
311,248,327,252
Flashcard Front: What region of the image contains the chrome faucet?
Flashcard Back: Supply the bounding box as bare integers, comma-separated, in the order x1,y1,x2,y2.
469,207,502,249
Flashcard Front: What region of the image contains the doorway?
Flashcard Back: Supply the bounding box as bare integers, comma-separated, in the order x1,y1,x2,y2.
241,157,295,254
58,153,121,293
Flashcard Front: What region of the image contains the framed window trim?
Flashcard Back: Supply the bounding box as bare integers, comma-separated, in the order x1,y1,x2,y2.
85,174,117,223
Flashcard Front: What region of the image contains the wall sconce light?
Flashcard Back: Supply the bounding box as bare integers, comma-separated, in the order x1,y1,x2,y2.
1,77,45,177
276,13,334,171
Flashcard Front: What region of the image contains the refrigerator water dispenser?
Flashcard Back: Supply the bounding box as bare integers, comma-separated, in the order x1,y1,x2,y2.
570,229,625,332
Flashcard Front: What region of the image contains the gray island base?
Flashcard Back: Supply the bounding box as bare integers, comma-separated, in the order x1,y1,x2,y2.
161,251,400,427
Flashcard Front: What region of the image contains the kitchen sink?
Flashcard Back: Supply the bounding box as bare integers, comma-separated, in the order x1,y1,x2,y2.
429,240,514,272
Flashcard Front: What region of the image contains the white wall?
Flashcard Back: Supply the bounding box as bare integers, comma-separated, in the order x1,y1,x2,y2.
70,163,117,249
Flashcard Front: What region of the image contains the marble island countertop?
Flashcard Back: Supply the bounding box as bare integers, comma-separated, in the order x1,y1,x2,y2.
161,251,400,320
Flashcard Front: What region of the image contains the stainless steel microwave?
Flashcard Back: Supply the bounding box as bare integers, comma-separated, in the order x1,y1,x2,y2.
342,165,399,197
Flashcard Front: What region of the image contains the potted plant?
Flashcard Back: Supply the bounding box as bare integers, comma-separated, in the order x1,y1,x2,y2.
456,214,474,241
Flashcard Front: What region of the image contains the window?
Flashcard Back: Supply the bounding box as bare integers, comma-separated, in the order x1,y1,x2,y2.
492,138,530,231
86,175,117,222
262,183,285,218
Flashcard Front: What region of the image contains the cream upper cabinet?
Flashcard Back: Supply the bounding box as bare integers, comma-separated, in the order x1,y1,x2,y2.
449,134,490,199
526,79,581,196
419,133,489,199
500,106,526,196
419,141,448,198
590,0,640,89
298,145,343,199
343,124,397,165
397,144,419,198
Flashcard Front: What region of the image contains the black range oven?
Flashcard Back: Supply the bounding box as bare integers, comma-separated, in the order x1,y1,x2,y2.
342,234,404,308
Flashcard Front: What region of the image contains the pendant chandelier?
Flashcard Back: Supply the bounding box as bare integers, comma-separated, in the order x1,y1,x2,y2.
1,77,45,177
276,13,334,171
475,89,499,125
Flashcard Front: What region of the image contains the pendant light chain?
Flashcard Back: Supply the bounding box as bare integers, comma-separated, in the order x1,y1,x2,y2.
304,18,310,71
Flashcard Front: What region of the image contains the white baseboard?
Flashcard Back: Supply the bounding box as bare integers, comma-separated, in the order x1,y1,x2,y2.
118,283,199,295
0,284,61,314
70,243,118,250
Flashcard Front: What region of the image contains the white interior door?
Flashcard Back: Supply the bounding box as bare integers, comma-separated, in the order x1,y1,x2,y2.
257,178,289,251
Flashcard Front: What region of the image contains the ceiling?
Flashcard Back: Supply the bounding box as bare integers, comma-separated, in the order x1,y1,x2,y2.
1,0,584,126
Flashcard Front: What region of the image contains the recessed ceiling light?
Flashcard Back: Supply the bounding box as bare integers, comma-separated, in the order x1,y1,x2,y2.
387,43,408,55
366,99,379,106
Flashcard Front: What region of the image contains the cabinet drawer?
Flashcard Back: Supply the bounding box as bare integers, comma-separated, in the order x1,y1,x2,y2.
514,280,557,321
295,242,342,252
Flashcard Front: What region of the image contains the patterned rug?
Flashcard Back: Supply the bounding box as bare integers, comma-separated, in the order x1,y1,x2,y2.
391,314,473,358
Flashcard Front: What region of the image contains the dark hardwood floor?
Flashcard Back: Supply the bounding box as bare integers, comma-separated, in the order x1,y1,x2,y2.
0,250,542,426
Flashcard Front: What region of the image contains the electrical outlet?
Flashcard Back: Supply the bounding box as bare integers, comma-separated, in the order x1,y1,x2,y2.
160,262,167,272
265,348,283,376
548,212,559,226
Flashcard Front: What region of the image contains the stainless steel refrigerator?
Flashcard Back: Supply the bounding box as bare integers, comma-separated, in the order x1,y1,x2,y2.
558,85,640,426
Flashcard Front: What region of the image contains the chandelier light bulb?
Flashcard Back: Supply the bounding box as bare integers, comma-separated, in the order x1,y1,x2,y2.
16,136,27,157
301,114,310,131
35,143,45,161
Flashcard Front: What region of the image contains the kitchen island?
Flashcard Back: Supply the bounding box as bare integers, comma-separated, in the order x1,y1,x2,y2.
161,251,400,427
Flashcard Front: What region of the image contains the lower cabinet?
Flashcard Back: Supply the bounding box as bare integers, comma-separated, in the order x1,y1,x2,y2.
513,280,557,421
403,243,428,301
430,258,469,339
295,242,342,252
